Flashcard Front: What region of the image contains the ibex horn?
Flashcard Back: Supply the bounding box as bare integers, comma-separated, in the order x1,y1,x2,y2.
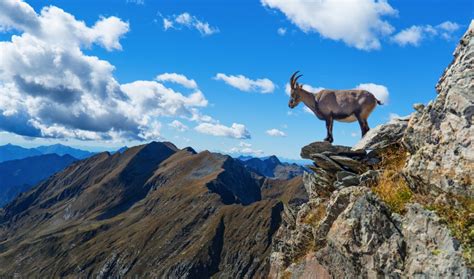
294,74,303,84
290,71,300,88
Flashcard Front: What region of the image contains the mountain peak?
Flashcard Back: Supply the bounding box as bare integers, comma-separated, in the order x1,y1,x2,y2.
265,155,281,164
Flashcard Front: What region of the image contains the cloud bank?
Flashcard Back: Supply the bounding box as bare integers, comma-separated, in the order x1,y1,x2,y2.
0,0,243,141
261,0,398,50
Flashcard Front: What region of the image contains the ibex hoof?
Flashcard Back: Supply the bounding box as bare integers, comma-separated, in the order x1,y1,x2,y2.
323,137,334,144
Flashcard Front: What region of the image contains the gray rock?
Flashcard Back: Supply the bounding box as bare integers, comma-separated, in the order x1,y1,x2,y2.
301,142,351,159
309,153,344,172
303,171,334,199
336,171,357,181
352,117,409,151
301,142,365,160
315,187,405,278
413,103,425,112
334,173,360,189
329,155,366,173
402,203,472,278
403,21,474,197
359,170,380,186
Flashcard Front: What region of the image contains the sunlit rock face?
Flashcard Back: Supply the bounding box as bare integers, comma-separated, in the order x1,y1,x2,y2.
403,21,474,197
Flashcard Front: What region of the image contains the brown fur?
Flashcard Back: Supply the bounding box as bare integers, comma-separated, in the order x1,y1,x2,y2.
288,72,381,143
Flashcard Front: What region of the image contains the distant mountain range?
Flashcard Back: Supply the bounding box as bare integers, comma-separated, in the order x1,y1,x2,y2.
34,143,95,159
237,155,306,180
0,154,77,207
237,155,311,166
0,143,95,162
0,143,43,162
0,141,307,277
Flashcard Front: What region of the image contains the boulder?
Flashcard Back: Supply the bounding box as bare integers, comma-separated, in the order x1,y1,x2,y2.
352,117,409,151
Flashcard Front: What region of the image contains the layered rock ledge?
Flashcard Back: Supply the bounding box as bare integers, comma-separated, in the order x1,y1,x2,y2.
270,118,472,278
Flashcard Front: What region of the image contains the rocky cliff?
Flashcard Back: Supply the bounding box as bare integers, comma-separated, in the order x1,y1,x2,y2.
403,21,474,197
269,23,473,278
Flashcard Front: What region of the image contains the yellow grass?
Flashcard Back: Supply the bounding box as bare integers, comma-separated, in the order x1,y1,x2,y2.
370,144,413,214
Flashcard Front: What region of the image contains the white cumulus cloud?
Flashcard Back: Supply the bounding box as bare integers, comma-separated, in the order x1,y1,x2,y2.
261,0,398,50
356,83,389,104
195,123,251,139
392,21,460,46
156,73,198,89
0,0,215,141
266,128,286,137
162,12,219,36
215,73,276,94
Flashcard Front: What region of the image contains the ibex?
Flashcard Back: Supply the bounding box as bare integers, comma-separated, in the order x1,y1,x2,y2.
288,71,382,143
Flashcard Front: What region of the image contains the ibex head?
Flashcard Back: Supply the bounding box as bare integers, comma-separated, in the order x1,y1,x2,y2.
288,71,304,108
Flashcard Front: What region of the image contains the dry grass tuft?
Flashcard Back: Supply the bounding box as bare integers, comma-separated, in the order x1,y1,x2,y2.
370,144,413,214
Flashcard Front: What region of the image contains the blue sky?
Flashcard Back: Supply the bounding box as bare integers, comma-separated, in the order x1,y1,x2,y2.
0,0,472,159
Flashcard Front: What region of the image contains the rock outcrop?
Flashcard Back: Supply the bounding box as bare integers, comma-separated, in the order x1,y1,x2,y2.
403,21,474,197
269,25,474,277
270,128,472,278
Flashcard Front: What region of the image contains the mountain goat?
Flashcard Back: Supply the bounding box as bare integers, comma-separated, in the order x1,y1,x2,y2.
288,71,382,143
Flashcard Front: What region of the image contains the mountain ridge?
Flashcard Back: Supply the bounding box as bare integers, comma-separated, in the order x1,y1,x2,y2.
238,155,306,180
0,141,306,277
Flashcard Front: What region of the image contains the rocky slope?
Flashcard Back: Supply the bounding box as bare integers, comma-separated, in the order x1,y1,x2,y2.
403,21,473,197
0,141,306,277
269,23,474,278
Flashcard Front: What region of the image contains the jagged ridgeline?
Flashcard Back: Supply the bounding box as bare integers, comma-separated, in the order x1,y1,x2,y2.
0,23,473,278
